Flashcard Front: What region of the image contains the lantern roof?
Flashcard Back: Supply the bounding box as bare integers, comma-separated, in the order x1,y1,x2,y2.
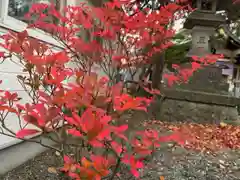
184,0,228,29
184,10,225,29
216,25,240,50
191,0,233,11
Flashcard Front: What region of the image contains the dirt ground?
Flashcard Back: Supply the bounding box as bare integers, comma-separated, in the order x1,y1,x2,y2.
1,111,240,180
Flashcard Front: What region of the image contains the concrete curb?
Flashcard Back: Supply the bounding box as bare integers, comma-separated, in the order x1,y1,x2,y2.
0,136,56,175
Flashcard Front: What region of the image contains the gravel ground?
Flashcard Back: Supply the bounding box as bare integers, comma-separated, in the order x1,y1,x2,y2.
142,146,240,180
0,150,68,180
1,146,239,180
1,111,240,180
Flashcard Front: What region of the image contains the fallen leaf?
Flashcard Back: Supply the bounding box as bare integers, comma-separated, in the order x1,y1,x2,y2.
48,167,58,174
160,176,164,180
55,151,61,156
219,160,225,164
144,121,240,152
220,122,227,128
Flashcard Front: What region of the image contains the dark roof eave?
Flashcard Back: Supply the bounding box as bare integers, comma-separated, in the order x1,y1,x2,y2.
220,25,240,49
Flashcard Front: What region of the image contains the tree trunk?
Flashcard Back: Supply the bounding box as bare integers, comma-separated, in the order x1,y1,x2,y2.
151,51,165,89
89,0,105,7
147,51,165,120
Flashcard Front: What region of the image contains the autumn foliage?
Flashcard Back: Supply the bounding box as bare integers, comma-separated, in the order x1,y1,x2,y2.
145,120,240,152
0,0,223,179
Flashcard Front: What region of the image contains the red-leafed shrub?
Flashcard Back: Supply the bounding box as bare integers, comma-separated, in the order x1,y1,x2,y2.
0,1,220,179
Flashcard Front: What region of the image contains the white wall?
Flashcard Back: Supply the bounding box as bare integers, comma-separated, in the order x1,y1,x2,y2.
0,29,31,149
0,0,101,150
0,24,64,150
0,39,71,150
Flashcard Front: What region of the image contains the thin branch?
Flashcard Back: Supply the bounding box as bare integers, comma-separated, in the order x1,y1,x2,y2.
0,131,61,153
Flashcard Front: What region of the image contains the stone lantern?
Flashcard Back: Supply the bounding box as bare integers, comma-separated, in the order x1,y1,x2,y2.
184,0,225,57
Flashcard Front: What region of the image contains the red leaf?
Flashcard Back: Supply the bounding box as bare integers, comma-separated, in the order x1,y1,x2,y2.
0,52,4,58
191,56,198,61
172,64,180,69
16,129,41,138
111,125,128,141
0,106,17,113
67,128,83,137
143,87,161,95
64,155,73,164
122,155,144,178
17,30,28,42
191,62,201,71
89,139,104,147
111,141,123,155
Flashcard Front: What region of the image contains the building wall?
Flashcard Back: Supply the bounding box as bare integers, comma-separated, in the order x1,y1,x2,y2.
0,28,36,149
0,27,65,149
0,0,88,150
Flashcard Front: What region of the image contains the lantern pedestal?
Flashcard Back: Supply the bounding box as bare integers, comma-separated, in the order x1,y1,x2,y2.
184,0,225,58
186,26,216,58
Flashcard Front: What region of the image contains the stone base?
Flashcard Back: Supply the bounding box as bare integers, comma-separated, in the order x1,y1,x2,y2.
161,99,239,124
186,48,211,58
156,89,240,125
